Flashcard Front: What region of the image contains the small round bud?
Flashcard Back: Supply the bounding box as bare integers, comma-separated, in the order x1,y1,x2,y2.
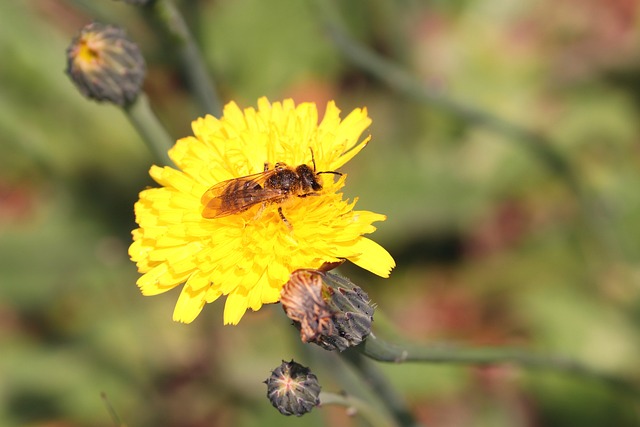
265,360,321,416
65,23,146,106
281,269,374,352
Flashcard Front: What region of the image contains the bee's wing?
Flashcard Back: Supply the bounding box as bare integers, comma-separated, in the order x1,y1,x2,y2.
201,170,284,218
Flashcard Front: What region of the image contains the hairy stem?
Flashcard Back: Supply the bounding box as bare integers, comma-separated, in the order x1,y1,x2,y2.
149,0,222,116
310,0,625,273
361,333,640,399
320,391,398,427
124,94,173,165
341,349,425,427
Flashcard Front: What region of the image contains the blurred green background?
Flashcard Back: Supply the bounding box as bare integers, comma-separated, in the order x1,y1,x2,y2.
1,0,640,426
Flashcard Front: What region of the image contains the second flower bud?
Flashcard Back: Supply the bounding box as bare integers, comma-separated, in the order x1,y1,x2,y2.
281,269,374,352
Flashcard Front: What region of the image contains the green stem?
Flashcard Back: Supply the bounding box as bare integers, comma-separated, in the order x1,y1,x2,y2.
124,94,174,165
149,0,222,116
319,391,397,427
341,350,424,427
100,392,125,427
310,0,575,188
361,333,640,399
310,0,625,272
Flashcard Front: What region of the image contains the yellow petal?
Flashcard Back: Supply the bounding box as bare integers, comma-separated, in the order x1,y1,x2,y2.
348,237,396,278
137,263,178,295
331,135,371,171
224,289,250,325
173,275,207,323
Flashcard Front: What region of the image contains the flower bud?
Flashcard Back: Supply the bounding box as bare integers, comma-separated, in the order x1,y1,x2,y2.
281,269,374,352
65,23,146,106
265,360,321,416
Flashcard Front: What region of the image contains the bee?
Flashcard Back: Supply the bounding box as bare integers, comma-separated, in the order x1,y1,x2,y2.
201,151,341,226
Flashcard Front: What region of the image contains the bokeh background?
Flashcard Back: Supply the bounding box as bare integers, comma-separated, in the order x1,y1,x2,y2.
1,0,640,426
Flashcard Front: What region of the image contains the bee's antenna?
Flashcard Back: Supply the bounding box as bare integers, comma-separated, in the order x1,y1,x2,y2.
309,147,317,172
310,147,342,176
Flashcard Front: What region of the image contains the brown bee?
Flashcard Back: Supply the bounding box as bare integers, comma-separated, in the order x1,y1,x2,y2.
201,152,341,226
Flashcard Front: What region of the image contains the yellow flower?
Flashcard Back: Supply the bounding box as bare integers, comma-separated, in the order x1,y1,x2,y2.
129,98,395,325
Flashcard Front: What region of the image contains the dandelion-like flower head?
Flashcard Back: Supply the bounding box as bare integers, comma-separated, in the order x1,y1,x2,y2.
129,98,395,324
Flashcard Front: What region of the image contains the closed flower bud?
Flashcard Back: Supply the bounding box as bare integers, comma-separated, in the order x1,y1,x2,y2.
281,269,374,352
65,23,146,106
265,360,321,416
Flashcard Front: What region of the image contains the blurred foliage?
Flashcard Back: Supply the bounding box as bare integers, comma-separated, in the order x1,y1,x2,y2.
1,0,640,426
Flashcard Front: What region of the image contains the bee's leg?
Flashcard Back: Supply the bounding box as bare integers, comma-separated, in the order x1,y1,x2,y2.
297,192,320,199
278,207,293,230
263,162,270,172
252,203,267,221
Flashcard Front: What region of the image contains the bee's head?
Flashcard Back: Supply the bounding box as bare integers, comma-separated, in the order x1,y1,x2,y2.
297,164,322,191
300,148,343,193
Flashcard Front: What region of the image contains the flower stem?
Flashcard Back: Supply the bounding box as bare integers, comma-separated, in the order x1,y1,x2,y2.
310,0,625,273
310,0,576,188
148,0,222,116
123,94,174,165
100,392,125,427
361,333,640,399
319,391,397,427
341,349,424,427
